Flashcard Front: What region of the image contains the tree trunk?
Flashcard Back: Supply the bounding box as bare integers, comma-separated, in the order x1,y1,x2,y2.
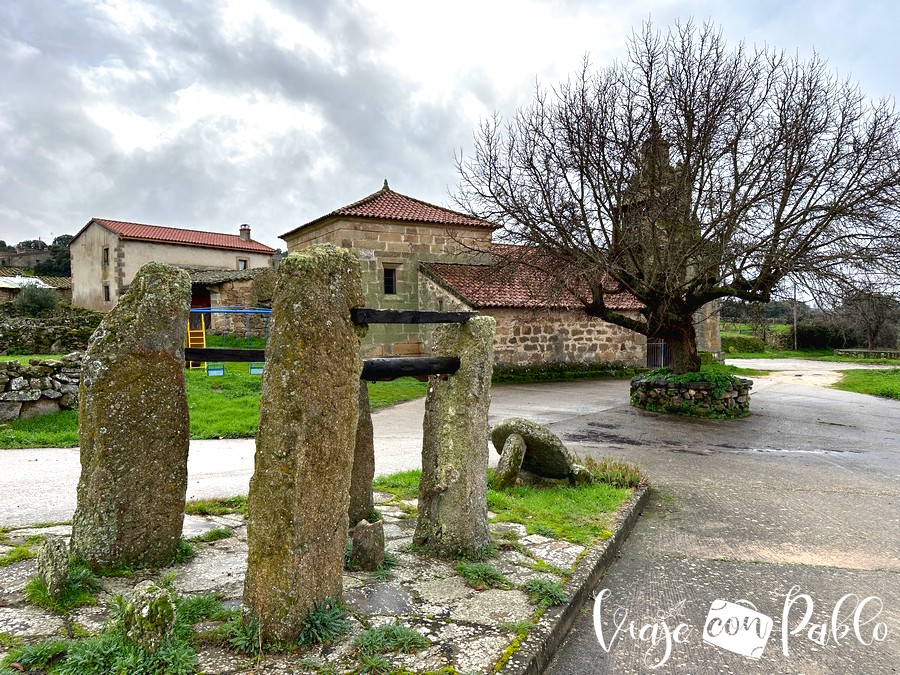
666,320,702,374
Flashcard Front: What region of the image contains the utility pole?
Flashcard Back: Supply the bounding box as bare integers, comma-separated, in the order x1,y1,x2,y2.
793,283,798,351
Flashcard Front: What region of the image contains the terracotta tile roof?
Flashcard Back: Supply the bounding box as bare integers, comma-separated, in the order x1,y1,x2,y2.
0,267,71,289
281,182,497,239
74,219,275,254
420,245,642,311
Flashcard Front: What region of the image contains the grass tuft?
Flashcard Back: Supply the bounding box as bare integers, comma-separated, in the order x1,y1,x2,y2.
353,624,429,656
522,578,569,607
171,538,196,565
190,527,232,543
24,563,101,613
298,598,349,648
0,545,35,567
185,495,247,517
455,562,511,590
581,456,648,488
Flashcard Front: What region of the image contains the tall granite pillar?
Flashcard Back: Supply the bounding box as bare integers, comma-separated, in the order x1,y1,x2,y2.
71,262,191,569
414,316,495,558
243,244,365,644
349,383,375,527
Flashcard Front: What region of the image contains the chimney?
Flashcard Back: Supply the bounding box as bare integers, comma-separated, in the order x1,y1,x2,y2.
239,224,251,241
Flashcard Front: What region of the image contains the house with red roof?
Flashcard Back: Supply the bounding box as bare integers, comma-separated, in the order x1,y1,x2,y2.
69,219,275,311
280,181,663,366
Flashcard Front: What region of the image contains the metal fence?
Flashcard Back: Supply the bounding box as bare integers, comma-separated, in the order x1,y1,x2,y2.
646,339,671,368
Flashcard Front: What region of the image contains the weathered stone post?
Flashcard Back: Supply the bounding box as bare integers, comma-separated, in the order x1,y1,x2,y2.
71,262,191,569
348,383,375,527
414,316,495,558
243,244,364,644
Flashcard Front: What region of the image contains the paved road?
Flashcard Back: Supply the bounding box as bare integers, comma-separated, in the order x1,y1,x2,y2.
547,364,900,674
0,379,626,527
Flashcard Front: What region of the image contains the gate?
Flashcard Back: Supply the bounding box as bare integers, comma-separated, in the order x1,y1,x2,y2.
646,338,671,368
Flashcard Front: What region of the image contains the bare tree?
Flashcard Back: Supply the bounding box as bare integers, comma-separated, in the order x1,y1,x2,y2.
456,21,900,372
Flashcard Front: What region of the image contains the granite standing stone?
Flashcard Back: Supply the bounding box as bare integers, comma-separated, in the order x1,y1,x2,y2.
349,383,375,527
37,535,69,599
243,245,365,644
122,581,176,653
494,432,526,490
350,519,385,571
71,262,191,569
414,316,495,558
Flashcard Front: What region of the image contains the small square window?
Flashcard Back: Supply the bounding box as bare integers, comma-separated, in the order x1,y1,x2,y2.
383,267,397,295
237,258,248,270
103,284,110,302
102,247,109,267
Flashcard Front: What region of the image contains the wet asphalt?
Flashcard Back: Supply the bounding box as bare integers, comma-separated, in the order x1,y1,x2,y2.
545,369,900,674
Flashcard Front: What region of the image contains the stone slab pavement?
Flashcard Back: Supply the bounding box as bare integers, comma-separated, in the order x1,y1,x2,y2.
546,362,900,674
0,379,626,528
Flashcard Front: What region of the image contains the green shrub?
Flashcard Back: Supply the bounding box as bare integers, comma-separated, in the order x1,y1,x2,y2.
781,321,849,350
12,285,59,316
720,334,766,353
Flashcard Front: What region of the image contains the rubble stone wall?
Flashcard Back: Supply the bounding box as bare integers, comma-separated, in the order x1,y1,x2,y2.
630,375,752,417
0,353,83,422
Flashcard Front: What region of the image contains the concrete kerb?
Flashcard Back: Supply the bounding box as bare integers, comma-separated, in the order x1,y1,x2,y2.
498,486,650,675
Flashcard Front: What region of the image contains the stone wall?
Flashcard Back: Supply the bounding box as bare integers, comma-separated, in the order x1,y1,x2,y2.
834,348,900,359
0,304,102,355
420,276,647,368
630,375,751,418
0,353,82,422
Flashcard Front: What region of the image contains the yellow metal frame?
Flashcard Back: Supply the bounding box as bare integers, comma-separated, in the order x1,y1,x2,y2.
186,314,207,369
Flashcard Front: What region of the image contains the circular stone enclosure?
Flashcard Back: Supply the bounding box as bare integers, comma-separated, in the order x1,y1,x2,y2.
630,374,752,418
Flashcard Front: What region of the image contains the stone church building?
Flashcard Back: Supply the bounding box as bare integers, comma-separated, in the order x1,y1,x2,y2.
281,182,720,367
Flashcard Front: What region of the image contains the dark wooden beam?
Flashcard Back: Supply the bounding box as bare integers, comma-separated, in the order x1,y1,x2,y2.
184,348,460,382
351,308,475,325
361,357,460,381
185,348,264,362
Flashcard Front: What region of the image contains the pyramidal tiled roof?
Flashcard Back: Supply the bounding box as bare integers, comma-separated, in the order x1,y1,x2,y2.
421,245,643,311
76,219,275,254
281,182,497,239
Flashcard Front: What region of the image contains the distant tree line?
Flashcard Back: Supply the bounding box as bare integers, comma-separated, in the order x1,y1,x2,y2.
722,293,900,350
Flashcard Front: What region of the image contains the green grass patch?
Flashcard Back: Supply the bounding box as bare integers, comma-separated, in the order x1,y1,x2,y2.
190,527,232,543
833,368,900,400
24,563,101,613
0,369,429,449
455,562,512,590
185,495,247,517
0,545,35,567
372,470,421,501
205,333,267,350
487,481,629,547
366,377,428,409
375,469,632,548
0,409,79,449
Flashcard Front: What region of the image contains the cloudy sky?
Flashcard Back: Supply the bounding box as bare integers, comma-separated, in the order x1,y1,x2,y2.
1,0,897,250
